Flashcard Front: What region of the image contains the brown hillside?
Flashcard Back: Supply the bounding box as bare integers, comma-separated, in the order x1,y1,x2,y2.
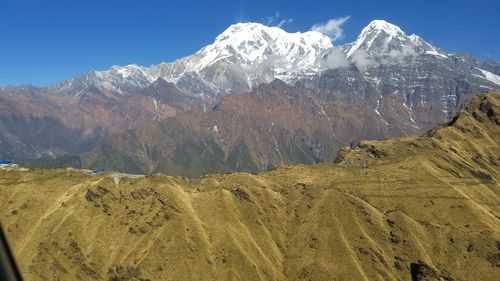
0,93,499,280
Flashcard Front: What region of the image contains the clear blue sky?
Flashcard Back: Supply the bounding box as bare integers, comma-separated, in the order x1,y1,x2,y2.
1,0,499,86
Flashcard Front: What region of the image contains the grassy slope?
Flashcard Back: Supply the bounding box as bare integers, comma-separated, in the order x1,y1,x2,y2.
0,93,499,281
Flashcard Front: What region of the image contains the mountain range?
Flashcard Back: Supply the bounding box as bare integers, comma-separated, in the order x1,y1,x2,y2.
1,92,498,280
1,19,500,175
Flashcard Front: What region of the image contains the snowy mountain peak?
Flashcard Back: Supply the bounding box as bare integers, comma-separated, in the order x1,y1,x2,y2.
346,20,409,57
363,20,405,36
202,22,332,68
345,19,443,60
214,22,332,47
109,64,148,79
51,19,462,98
67,22,334,96
216,22,328,40
176,22,333,88
215,22,271,42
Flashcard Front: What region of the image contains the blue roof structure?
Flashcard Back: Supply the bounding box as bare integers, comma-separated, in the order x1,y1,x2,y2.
0,160,12,165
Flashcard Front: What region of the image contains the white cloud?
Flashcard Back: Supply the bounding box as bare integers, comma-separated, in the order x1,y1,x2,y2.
277,18,294,28
266,11,294,28
311,16,351,41
388,46,417,59
324,47,349,69
350,49,375,68
266,11,280,25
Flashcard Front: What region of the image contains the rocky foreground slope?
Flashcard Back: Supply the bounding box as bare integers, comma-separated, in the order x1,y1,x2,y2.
0,93,499,280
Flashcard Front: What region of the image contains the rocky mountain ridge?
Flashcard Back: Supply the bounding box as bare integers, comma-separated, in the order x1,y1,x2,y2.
43,20,500,99
1,19,499,173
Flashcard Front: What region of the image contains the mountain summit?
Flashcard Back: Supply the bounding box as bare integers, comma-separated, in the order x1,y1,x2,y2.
48,20,499,100
53,22,334,98
187,22,332,85
345,19,446,60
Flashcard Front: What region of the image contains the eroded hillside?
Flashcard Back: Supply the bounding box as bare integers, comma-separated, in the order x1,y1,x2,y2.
0,93,499,280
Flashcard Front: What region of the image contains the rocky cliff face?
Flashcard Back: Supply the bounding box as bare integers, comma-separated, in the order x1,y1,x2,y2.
84,69,493,176
0,80,203,161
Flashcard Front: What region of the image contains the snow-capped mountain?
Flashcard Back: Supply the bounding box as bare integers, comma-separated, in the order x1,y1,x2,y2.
2,19,500,168
52,23,333,98
167,23,332,85
345,20,441,57
49,19,500,102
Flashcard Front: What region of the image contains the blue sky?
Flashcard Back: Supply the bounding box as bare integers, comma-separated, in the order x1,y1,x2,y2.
1,0,499,86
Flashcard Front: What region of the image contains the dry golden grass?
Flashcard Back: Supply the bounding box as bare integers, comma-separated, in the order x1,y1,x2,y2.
0,93,499,281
